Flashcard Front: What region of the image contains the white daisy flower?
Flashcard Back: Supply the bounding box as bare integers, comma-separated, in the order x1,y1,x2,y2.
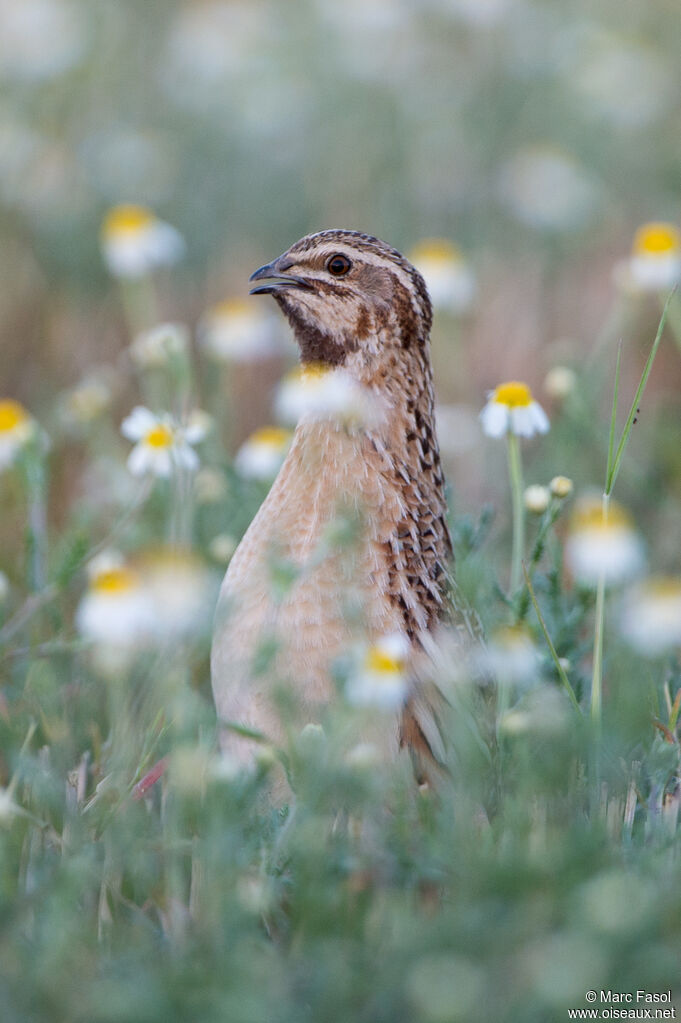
77,548,217,664
500,687,570,738
524,485,550,515
345,742,382,770
565,497,645,588
130,323,189,369
198,299,288,362
0,399,36,470
480,381,550,439
120,406,204,478
209,533,237,564
100,204,185,279
620,578,681,657
184,409,214,444
498,145,600,233
626,222,681,293
409,239,476,314
85,549,126,580
345,633,410,711
0,0,86,83
76,554,155,652
276,364,375,429
194,467,228,505
477,625,541,688
234,426,293,481
59,371,113,429
569,32,673,131
138,547,218,643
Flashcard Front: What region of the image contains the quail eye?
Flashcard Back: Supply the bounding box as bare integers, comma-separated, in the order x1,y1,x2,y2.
326,253,352,276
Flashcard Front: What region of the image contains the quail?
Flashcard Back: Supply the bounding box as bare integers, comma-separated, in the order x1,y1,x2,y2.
211,229,466,781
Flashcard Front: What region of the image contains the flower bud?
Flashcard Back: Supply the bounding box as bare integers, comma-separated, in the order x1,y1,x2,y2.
550,475,573,499
544,366,577,400
524,485,550,514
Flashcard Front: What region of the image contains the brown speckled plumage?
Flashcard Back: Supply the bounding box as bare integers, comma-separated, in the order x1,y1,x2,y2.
211,229,459,781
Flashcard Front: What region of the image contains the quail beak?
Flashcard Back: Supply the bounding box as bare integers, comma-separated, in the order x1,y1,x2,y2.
249,257,312,296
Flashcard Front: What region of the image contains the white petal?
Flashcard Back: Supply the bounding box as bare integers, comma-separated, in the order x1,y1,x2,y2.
375,632,411,662
103,221,184,279
529,401,550,434
127,444,151,476
149,221,185,265
174,444,199,472
566,529,645,587
629,254,681,292
235,442,286,481
151,449,173,477
510,405,543,437
183,413,212,444
102,238,152,279
480,401,509,438
0,437,20,470
121,406,157,441
345,672,407,711
199,305,285,362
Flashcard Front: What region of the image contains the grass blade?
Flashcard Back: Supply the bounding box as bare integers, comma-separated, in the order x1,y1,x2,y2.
605,341,622,489
523,564,581,714
606,288,674,494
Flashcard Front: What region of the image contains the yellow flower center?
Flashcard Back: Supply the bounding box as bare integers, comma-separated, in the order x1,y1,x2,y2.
145,424,174,448
365,647,405,675
571,499,632,533
410,238,464,265
0,400,29,433
493,381,533,408
633,222,680,257
102,204,155,240
249,426,292,450
211,298,252,319
492,625,534,650
641,578,681,600
296,362,332,380
91,568,138,594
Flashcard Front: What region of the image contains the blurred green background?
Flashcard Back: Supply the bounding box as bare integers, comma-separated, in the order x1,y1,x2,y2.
2,3,681,1021
3,0,681,378
4,0,681,528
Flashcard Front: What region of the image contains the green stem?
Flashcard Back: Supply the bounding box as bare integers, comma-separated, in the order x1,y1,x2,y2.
23,444,48,593
496,680,510,741
507,432,524,595
0,479,151,649
523,564,581,714
119,275,159,339
516,502,561,622
590,294,671,737
169,463,194,548
590,491,610,734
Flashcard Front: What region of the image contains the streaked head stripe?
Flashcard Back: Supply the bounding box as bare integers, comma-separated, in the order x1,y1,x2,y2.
288,231,428,322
